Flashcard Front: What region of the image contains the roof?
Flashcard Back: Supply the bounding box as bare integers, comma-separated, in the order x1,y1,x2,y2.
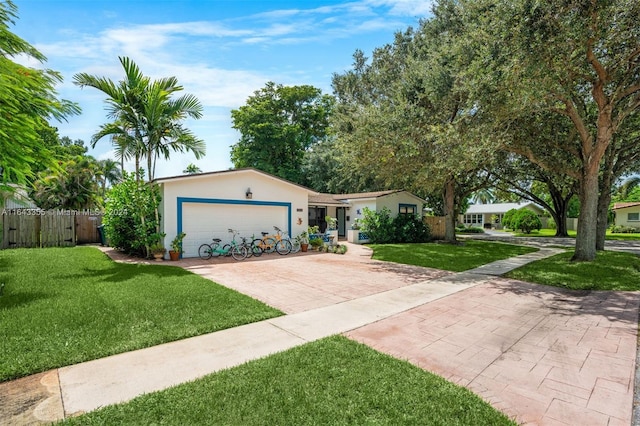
308,193,348,207
153,168,317,194
612,202,640,210
465,202,541,215
334,190,404,201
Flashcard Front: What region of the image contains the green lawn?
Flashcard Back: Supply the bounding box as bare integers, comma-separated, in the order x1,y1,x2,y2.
369,240,538,272
510,228,640,240
505,250,640,291
62,336,515,426
0,247,282,381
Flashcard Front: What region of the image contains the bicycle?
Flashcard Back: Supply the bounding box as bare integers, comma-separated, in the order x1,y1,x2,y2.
198,229,248,261
240,234,263,258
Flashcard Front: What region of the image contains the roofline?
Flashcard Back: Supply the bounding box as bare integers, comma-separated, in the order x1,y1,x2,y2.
153,167,318,195
612,202,640,210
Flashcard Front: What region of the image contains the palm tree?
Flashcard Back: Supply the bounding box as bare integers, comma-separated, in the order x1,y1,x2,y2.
615,176,640,201
183,163,202,174
96,158,122,197
73,57,205,182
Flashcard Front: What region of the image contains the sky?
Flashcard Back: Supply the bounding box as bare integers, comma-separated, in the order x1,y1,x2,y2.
12,0,432,178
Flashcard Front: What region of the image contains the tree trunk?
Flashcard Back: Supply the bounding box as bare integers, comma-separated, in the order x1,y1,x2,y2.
548,186,572,237
443,178,457,243
573,168,599,261
596,189,611,251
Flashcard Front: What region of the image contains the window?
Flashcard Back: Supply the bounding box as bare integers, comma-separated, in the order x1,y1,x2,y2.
628,212,639,222
463,214,483,225
399,204,417,217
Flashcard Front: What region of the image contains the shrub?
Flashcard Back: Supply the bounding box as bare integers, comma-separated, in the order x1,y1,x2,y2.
457,226,484,234
513,209,542,234
546,217,556,230
360,207,431,243
610,225,640,234
502,209,518,230
103,172,162,256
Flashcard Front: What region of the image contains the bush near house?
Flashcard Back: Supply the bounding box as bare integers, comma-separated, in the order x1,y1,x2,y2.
361,207,431,243
502,208,542,234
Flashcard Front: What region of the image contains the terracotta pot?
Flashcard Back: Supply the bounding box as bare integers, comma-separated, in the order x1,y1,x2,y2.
301,244,308,252
169,250,180,261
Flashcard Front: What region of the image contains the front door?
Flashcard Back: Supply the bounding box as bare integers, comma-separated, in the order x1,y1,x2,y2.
337,207,346,237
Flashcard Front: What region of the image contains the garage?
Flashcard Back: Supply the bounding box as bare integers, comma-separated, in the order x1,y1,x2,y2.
155,168,312,258
179,199,291,257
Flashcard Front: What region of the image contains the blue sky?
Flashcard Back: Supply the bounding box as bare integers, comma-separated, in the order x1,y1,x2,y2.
13,0,432,178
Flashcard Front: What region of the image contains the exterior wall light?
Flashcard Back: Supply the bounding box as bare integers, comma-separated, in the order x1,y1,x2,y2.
245,188,253,199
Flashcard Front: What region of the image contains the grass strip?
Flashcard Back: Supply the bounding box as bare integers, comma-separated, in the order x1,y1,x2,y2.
505,250,640,291
62,336,515,425
370,240,537,272
0,247,282,381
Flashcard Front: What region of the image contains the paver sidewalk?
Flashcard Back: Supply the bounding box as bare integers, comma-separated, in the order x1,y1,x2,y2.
2,245,638,426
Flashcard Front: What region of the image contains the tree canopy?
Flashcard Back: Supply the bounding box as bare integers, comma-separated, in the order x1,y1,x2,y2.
230,82,334,185
0,0,79,192
73,57,205,182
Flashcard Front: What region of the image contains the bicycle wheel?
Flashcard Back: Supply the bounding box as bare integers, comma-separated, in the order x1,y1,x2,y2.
289,239,301,254
222,244,232,256
263,237,277,253
231,245,248,261
276,239,292,255
198,244,212,260
250,244,263,257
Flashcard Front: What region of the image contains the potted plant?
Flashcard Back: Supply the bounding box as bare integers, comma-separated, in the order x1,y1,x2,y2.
296,231,309,252
169,232,186,260
150,243,166,260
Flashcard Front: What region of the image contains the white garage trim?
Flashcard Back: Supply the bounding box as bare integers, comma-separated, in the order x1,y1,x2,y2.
176,196,292,240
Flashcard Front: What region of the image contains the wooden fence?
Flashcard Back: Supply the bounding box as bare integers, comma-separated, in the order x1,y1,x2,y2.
1,209,103,249
424,216,446,240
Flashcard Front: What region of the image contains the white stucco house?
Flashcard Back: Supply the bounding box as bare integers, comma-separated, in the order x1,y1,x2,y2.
461,202,545,229
612,202,640,228
309,190,427,237
154,169,427,257
155,168,313,258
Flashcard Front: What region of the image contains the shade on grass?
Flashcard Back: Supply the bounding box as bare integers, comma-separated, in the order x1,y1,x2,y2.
62,336,516,425
505,250,640,291
0,247,282,381
370,240,538,272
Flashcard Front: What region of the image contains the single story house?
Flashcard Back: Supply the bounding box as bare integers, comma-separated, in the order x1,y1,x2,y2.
461,202,545,229
155,169,426,257
612,202,640,228
155,168,313,258
309,190,427,237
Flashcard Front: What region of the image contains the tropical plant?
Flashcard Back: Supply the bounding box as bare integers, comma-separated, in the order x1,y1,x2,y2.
0,0,79,189
183,163,202,174
73,56,206,182
170,232,186,253
103,172,162,257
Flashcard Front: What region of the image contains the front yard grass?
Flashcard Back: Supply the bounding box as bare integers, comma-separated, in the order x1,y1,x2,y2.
0,247,282,382
505,250,640,291
369,240,538,272
509,228,640,240
62,336,515,426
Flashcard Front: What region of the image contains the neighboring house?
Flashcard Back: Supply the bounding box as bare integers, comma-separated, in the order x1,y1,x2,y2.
309,190,427,237
612,202,640,228
1,184,37,209
461,202,545,229
155,168,313,258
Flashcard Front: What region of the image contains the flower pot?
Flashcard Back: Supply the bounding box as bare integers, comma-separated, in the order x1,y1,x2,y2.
169,250,180,261
301,243,308,252
153,252,165,261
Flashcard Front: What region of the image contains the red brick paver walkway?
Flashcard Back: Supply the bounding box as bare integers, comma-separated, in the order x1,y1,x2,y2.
347,278,640,426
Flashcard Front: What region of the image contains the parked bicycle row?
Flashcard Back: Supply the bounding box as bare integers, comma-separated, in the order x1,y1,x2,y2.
198,227,301,261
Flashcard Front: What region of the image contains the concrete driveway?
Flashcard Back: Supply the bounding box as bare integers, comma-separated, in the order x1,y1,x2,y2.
183,242,640,425
183,244,454,314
